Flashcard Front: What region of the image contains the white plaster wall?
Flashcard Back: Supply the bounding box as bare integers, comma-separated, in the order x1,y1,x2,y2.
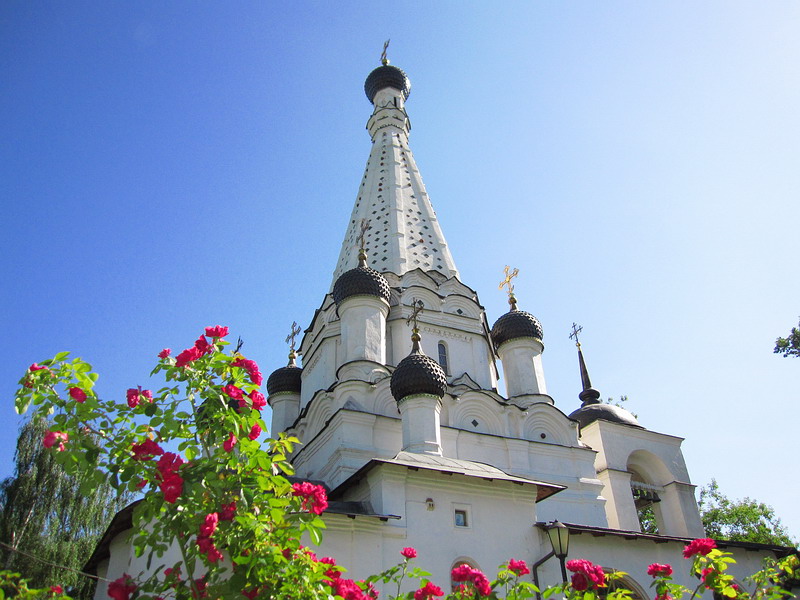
339,297,389,365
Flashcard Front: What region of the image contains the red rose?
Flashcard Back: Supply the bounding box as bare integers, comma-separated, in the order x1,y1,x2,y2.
647,563,673,577
205,325,229,338
50,585,63,594
131,439,164,460
158,348,171,359
248,424,262,440
108,573,136,600
414,582,443,600
232,357,263,386
567,559,606,588
508,559,529,576
199,512,219,538
292,481,328,515
683,538,717,559
160,471,183,503
220,501,237,521
175,346,203,367
194,335,212,355
29,363,48,371
242,588,259,600
156,452,184,476
571,573,589,591
43,431,68,452
401,547,417,559
126,386,151,408
222,384,244,400
224,432,237,452
248,390,266,411
68,387,87,403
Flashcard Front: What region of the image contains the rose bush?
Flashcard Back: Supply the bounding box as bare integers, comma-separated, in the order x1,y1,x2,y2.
13,327,798,600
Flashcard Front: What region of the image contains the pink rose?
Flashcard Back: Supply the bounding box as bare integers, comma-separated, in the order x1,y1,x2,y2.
43,431,68,452
222,384,244,400
220,501,236,521
199,513,219,538
68,387,87,403
158,348,171,359
647,563,673,577
248,424,262,440
175,346,203,367
131,439,164,460
567,559,605,589
205,325,229,338
29,363,48,371
508,559,529,576
224,432,237,452
683,538,716,558
401,547,417,559
249,390,266,411
194,335,212,355
292,481,328,515
414,582,443,600
160,471,183,503
107,574,136,600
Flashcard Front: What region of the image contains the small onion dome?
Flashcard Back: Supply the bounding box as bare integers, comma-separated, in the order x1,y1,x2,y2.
490,309,544,350
568,403,642,429
365,64,411,103
390,335,447,402
267,354,302,396
332,249,391,306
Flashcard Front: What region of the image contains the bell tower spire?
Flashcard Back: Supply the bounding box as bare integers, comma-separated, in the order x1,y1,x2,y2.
331,53,459,287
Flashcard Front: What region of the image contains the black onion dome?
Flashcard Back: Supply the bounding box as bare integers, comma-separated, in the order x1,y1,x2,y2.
391,352,447,402
490,310,544,349
568,403,642,429
365,65,411,103
267,365,302,396
333,265,391,306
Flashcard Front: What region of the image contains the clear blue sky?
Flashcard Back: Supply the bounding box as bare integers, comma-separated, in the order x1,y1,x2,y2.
2,3,798,540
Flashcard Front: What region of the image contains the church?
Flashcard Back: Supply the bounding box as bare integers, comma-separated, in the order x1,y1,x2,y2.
88,57,794,598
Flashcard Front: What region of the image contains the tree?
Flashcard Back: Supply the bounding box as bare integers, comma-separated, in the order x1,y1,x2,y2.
774,319,800,358
699,479,796,547
0,416,128,599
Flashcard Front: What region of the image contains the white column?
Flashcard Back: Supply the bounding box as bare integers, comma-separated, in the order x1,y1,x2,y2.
338,296,390,366
497,338,548,401
397,395,443,455
269,392,300,435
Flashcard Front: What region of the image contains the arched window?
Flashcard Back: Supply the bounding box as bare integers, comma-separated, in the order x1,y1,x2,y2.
438,341,450,376
629,468,662,534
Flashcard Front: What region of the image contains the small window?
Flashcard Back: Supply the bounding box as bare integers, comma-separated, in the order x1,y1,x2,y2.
437,342,450,375
454,509,468,527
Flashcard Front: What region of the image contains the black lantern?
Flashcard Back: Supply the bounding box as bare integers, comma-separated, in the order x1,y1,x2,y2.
546,520,570,559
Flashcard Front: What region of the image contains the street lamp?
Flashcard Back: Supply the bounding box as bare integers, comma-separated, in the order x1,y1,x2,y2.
531,520,571,600
545,520,570,583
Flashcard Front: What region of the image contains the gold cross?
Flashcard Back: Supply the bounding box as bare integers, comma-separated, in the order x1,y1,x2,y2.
380,39,390,65
406,299,424,330
569,322,583,347
357,218,371,251
499,265,519,309
285,321,301,352
498,265,519,295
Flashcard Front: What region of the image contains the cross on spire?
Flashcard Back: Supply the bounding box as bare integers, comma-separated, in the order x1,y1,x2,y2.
406,299,424,330
569,322,583,347
285,321,301,363
406,299,424,351
357,219,371,250
380,39,390,65
499,265,519,310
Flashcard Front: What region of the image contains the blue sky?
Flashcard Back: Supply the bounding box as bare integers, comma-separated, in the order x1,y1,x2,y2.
2,3,798,540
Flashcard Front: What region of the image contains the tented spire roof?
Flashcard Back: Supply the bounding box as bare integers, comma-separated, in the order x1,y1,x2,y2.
330,63,459,289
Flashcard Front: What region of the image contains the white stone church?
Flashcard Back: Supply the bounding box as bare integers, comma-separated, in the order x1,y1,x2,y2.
88,59,794,598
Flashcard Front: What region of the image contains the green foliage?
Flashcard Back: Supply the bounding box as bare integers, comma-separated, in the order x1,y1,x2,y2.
637,504,659,535
699,480,796,547
0,570,70,600
0,417,127,600
774,319,800,358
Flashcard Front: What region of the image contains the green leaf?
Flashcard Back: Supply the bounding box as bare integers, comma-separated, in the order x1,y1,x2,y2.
54,351,71,362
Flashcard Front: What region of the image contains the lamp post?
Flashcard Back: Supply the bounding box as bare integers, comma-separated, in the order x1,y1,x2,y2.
545,520,570,583
531,520,571,600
